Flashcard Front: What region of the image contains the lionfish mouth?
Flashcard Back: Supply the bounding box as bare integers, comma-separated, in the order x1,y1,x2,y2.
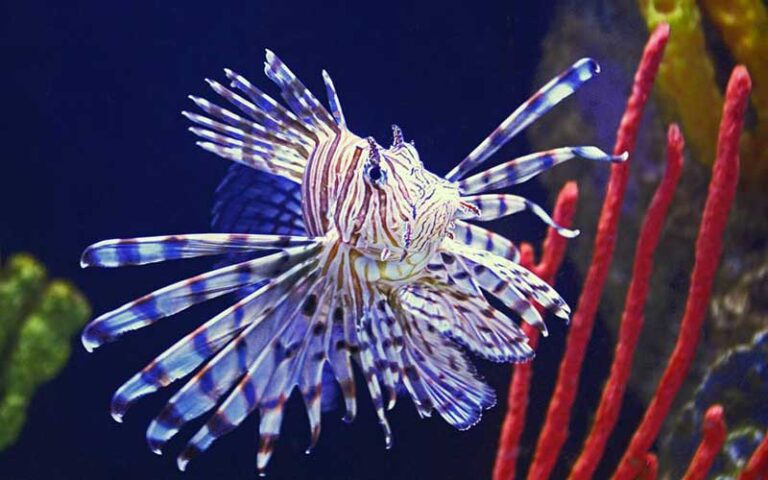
79,49,625,474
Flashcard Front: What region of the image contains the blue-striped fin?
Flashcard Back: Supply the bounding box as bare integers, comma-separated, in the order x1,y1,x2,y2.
450,221,521,263
388,291,497,429
108,256,319,423
445,58,601,181
457,194,580,238
459,146,626,195
397,283,532,363
147,268,322,461
174,274,325,473
452,242,570,321
81,233,317,268
223,67,315,142
81,243,319,352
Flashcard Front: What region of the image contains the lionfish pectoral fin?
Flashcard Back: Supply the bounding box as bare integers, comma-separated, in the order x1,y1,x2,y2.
446,58,601,181
388,289,496,429
458,146,626,195
107,252,320,424
458,194,579,238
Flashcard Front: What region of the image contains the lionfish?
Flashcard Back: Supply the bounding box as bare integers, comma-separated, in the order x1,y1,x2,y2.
81,50,625,473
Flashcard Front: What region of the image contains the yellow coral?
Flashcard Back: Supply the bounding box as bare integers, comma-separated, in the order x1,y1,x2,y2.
0,255,90,450
639,0,722,165
639,0,767,185
699,0,768,183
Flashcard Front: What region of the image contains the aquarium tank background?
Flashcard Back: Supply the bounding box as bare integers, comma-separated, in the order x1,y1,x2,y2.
0,1,765,479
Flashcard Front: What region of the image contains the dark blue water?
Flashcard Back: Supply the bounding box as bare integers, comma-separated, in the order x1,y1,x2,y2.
0,1,639,478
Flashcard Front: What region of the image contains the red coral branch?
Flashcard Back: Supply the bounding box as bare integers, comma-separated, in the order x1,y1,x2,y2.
525,23,670,480
640,453,658,480
612,65,751,480
739,433,768,480
568,124,684,479
683,405,727,480
492,182,579,480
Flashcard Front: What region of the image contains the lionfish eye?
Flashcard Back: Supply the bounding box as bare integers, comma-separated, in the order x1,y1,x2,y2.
369,164,382,181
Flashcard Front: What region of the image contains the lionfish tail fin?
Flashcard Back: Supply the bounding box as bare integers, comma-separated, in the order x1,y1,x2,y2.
445,58,601,181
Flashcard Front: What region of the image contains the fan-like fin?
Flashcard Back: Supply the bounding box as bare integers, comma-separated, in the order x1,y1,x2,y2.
109,256,319,422
451,240,570,320
81,243,320,352
445,58,601,181
223,67,315,143
145,267,321,456
391,295,496,429
212,163,305,237
459,146,626,195
176,276,328,473
397,283,532,363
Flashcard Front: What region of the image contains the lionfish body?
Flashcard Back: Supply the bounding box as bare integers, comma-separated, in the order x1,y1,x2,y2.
82,50,625,473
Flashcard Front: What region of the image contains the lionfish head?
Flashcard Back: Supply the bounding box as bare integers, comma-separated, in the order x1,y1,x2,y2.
340,125,461,263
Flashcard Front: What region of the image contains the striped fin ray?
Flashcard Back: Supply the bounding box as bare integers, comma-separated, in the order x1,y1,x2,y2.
81,243,321,352
263,50,337,134
297,288,336,453
368,301,399,409
81,233,316,268
176,277,331,473
434,251,546,336
147,266,322,458
109,255,319,423
451,253,547,336
184,97,307,182
445,58,601,181
399,283,532,363
459,146,626,195
390,291,496,429
223,68,316,143
354,309,393,447
374,300,405,393
326,291,358,423
436,252,484,298
322,70,346,128
451,221,521,263
450,240,570,320
198,76,313,149
457,194,580,238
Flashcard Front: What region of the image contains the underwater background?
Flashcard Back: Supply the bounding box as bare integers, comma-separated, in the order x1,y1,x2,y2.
1,1,764,479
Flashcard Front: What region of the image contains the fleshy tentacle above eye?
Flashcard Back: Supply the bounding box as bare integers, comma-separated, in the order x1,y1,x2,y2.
445,58,601,182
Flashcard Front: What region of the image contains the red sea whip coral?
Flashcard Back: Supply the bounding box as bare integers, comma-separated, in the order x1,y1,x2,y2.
528,23,671,480
493,182,578,480
570,122,684,479
493,23,757,479
612,64,751,480
682,405,727,480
